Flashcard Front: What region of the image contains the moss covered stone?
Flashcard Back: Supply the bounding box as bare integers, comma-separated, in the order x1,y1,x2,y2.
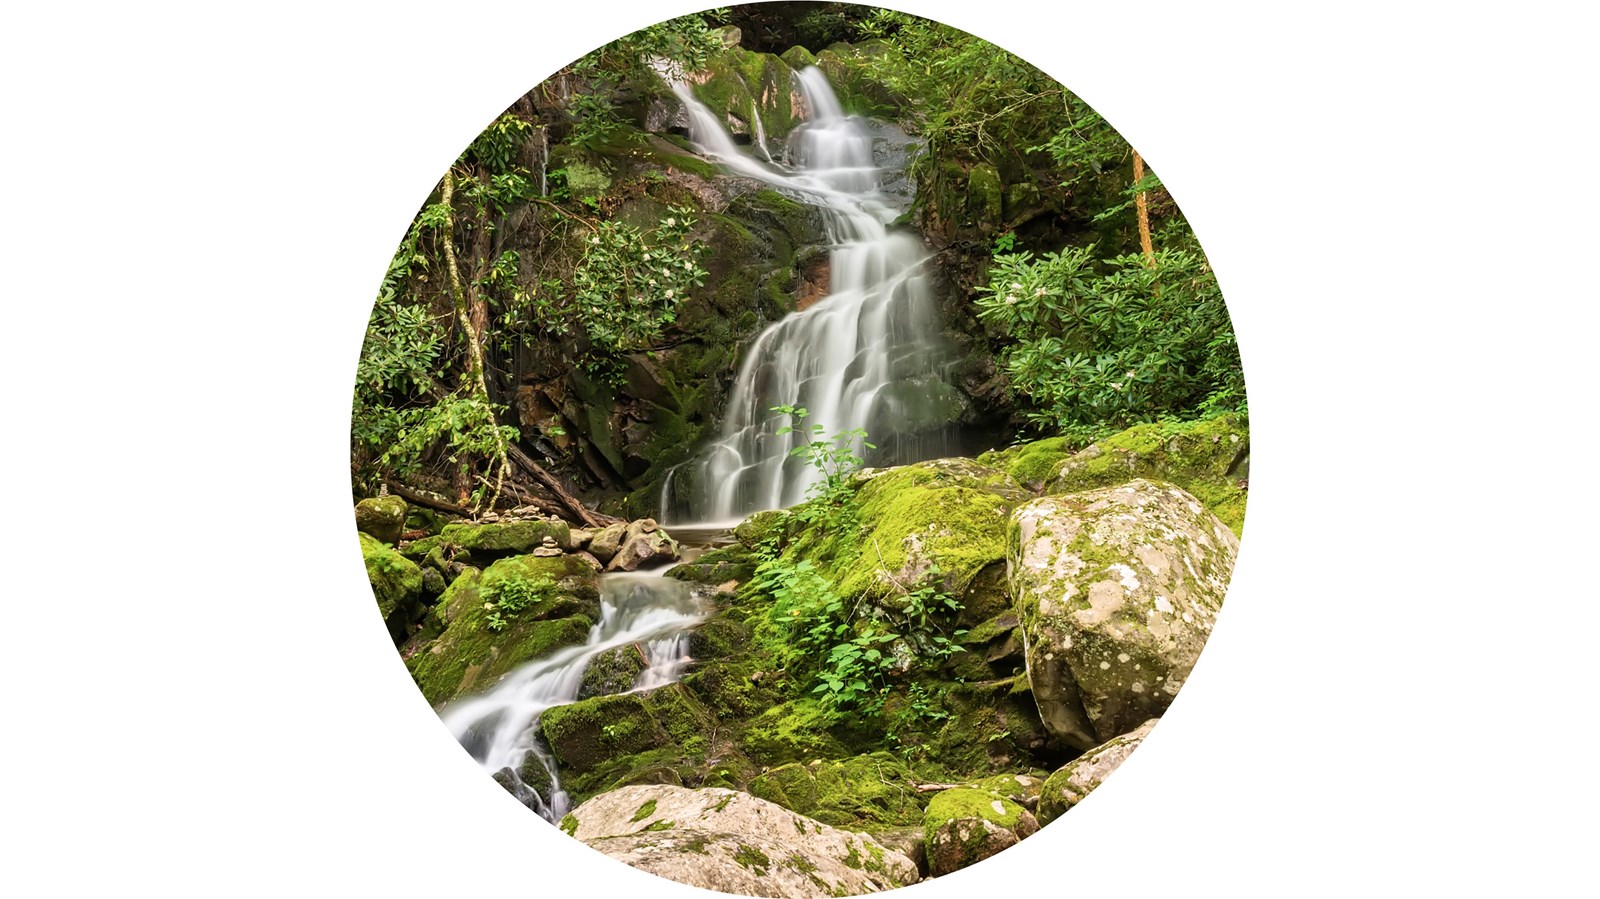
440,519,573,556
540,684,710,775
355,495,407,545
747,752,925,831
1010,480,1237,749
360,532,423,645
978,436,1076,492
794,458,1026,612
404,555,599,706
1046,414,1250,535
740,700,848,767
921,787,1039,876
578,643,648,700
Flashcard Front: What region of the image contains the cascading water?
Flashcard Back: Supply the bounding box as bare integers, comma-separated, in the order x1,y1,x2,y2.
662,67,959,525
439,572,706,823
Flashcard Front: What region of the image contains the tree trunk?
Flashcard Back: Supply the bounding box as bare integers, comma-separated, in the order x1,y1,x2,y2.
439,168,510,509
506,444,617,527
1132,150,1155,267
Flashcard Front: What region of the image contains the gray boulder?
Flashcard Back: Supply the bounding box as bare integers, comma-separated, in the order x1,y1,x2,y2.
564,784,918,897
1009,479,1236,750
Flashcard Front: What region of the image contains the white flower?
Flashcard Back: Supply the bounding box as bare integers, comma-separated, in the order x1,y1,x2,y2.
1035,287,1046,297
1005,295,1018,305
1126,370,1137,378
590,236,600,244
665,217,676,226
1011,281,1023,290
1109,382,1123,391
642,252,651,261
664,289,675,298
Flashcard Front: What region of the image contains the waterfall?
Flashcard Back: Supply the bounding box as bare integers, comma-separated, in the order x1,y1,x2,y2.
662,67,958,526
439,573,706,823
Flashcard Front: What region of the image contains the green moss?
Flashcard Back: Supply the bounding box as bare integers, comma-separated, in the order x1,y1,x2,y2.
640,819,675,832
1047,414,1249,534
355,495,408,544
747,752,925,830
629,798,659,823
978,436,1075,490
921,787,1028,849
741,699,848,766
404,557,597,705
439,520,573,555
360,532,424,643
559,813,579,837
733,843,771,874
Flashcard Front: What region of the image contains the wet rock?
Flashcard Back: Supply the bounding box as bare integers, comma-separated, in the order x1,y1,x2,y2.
1009,479,1236,750
578,643,649,700
565,784,918,897
439,519,573,557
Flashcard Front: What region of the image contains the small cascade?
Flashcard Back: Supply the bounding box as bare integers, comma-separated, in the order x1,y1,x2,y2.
440,572,706,823
661,67,959,526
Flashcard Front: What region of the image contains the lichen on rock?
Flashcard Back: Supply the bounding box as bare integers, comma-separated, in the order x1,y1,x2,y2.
1009,479,1237,749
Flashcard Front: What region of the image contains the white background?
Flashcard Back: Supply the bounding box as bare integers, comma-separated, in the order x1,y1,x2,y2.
4,0,1596,895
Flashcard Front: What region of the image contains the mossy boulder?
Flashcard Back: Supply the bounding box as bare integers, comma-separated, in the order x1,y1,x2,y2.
354,495,407,545
747,752,925,831
360,532,423,645
798,458,1027,617
666,543,756,584
404,555,599,706
740,700,849,767
687,44,803,146
1037,718,1158,826
734,509,793,547
978,436,1076,493
1010,480,1237,750
565,785,918,896
965,163,1003,234
578,643,648,700
439,519,574,556
921,787,1039,877
1046,414,1250,535
540,684,709,775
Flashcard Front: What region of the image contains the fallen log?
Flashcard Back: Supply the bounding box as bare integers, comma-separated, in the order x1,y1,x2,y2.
385,481,471,517
506,444,620,527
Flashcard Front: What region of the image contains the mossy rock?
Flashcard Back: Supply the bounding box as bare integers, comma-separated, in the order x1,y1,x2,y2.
360,532,423,645
1046,414,1250,535
799,458,1026,611
1010,480,1237,750
921,787,1039,876
579,643,649,700
404,555,599,706
355,495,407,545
439,519,574,556
689,44,803,144
478,554,601,622
740,699,849,767
733,509,793,547
540,684,710,775
964,164,1003,234
978,436,1076,492
747,752,925,831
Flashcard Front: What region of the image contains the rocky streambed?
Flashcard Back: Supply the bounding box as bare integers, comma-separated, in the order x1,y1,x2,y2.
357,414,1247,896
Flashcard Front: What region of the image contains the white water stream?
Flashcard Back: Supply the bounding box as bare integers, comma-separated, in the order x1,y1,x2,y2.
661,67,958,526
440,572,706,822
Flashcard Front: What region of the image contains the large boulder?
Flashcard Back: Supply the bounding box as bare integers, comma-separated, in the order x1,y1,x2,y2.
921,787,1039,877
789,457,1029,625
354,495,407,545
359,532,423,644
1009,480,1236,750
564,784,919,897
587,521,628,563
577,643,648,700
1037,719,1158,826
